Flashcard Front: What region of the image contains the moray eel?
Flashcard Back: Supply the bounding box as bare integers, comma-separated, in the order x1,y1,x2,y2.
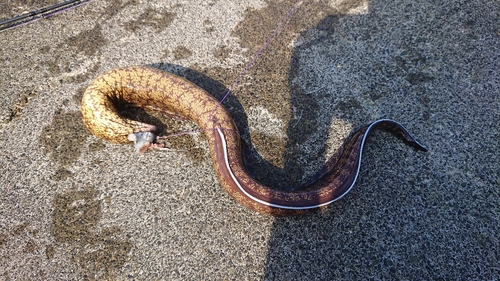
81,66,427,216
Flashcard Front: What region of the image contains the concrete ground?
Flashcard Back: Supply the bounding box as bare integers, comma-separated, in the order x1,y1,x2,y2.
1,0,499,280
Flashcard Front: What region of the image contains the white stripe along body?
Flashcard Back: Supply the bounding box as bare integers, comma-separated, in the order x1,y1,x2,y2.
81,66,427,216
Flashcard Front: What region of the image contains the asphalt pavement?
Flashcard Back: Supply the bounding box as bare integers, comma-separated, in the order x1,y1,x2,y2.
1,0,499,280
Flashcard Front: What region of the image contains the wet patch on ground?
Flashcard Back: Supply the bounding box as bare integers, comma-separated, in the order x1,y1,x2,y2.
0,221,48,279
123,7,176,33
2,90,38,127
51,168,74,181
212,45,231,61
65,24,108,57
172,45,193,60
31,0,148,84
38,110,89,178
41,24,106,83
50,186,133,280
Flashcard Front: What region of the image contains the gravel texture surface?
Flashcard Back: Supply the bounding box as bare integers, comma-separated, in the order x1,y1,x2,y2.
1,0,499,280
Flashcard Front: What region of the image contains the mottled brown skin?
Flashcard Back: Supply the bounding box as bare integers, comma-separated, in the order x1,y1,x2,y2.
81,66,427,216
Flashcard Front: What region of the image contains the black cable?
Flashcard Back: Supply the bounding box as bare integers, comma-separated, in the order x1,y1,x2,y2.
0,0,93,32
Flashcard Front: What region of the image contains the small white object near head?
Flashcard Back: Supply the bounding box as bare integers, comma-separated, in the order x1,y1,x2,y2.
128,132,157,153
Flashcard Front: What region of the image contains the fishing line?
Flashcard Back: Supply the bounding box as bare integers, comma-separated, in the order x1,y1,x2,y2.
209,0,303,119
161,0,303,140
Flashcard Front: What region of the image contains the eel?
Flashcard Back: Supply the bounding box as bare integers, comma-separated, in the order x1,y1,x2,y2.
81,66,427,216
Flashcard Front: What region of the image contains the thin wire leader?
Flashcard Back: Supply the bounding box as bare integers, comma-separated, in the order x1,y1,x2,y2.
209,0,303,120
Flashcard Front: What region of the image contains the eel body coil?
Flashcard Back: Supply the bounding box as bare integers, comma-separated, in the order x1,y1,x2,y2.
81,66,427,216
